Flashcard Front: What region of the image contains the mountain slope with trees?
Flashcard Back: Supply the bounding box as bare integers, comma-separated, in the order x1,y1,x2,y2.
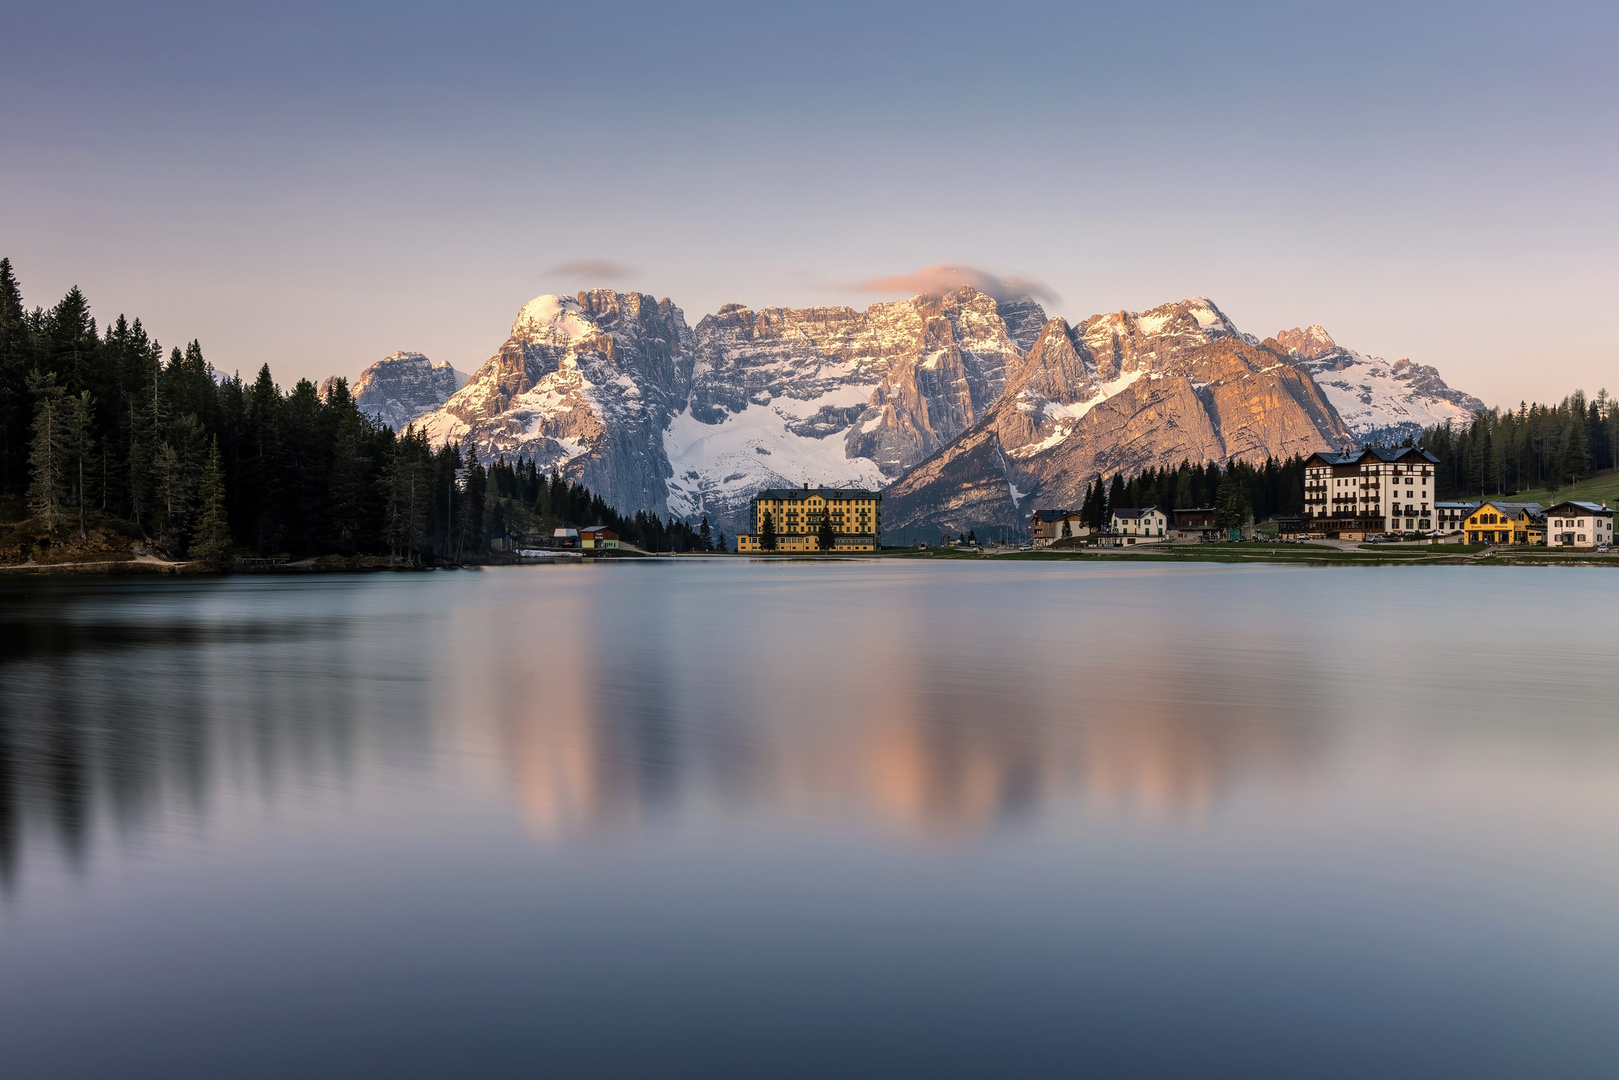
0,259,718,567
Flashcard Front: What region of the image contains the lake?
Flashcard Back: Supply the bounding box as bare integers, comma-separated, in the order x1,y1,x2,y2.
1,560,1617,1077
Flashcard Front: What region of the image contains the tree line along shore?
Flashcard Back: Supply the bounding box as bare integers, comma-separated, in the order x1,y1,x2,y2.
0,260,723,572
3,257,1615,574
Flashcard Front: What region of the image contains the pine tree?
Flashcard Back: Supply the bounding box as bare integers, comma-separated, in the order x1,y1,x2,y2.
65,390,95,538
817,515,835,551
699,515,712,551
326,414,371,553
1214,472,1252,534
1107,474,1126,520
454,443,486,561
0,258,31,498
1561,412,1590,484
192,437,233,569
385,427,433,562
716,531,727,553
760,510,778,551
25,371,69,533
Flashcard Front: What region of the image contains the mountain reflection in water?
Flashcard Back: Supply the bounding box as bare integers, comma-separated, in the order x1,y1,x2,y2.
3,563,1619,1078
0,565,1336,871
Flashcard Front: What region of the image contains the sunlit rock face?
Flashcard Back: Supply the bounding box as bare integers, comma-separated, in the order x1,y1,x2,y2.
1277,324,1482,446
417,291,697,518
671,287,1040,533
395,287,1480,543
880,299,1354,543
329,352,464,432
418,287,1042,536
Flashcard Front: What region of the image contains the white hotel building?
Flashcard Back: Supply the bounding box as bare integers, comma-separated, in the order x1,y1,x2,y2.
1302,447,1441,538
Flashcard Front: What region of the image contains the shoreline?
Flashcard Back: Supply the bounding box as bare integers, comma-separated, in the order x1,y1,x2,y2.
6,543,1619,575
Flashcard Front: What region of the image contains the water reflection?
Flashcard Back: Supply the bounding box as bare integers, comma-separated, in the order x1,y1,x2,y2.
3,563,1617,883
6,564,1619,1078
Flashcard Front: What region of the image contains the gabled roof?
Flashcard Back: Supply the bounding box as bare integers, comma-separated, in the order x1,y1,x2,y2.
1112,507,1158,519
581,525,617,534
1544,500,1613,516
1471,501,1544,519
1434,501,1481,510
1306,446,1441,467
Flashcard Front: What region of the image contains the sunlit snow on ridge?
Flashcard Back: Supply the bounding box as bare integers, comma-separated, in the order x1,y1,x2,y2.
663,390,887,519
1009,370,1147,459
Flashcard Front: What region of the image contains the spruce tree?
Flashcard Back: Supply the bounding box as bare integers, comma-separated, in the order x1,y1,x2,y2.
326,414,371,553
65,390,95,538
1107,474,1126,519
1214,472,1252,534
760,511,778,551
0,258,30,497
817,515,835,551
454,443,486,561
699,515,712,551
716,531,727,553
25,371,69,533
192,437,233,569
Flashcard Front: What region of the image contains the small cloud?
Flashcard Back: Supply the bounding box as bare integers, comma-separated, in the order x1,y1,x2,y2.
546,259,635,281
854,264,1058,305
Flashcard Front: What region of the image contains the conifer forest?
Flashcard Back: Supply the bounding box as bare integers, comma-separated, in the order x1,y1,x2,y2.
0,259,718,567
4,257,1616,567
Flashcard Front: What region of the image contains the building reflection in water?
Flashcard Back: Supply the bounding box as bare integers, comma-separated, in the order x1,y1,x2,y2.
16,561,1610,883
480,567,1328,840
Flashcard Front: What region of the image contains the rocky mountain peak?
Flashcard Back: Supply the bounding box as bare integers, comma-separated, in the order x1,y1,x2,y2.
1075,297,1239,382
510,295,594,343
382,282,1482,544
1276,324,1338,360
1278,325,1481,444
338,351,465,432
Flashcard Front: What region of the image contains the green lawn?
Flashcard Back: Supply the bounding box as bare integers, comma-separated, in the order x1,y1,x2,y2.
1464,467,1619,509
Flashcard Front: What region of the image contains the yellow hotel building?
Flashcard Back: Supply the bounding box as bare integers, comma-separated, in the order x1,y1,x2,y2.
736,487,882,552
1464,501,1545,546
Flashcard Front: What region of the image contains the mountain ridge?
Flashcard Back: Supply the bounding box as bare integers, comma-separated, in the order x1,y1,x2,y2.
325,289,1481,540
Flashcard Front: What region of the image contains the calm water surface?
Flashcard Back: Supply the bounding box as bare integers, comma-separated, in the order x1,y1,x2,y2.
1,561,1617,1077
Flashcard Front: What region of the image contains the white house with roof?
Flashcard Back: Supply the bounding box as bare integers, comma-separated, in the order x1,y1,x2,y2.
1107,507,1166,544
1544,501,1613,548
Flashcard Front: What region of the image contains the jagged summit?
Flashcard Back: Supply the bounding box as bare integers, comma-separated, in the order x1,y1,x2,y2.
510,295,595,342
339,351,465,432
1275,323,1481,444
880,298,1350,542
1276,325,1337,360
320,285,1482,541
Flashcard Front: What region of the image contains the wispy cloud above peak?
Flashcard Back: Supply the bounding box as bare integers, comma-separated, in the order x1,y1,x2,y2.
855,265,1058,305
546,259,636,281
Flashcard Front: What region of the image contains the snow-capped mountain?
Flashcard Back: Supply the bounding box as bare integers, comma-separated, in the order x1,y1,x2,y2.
329,352,465,432
668,288,1038,525
418,291,696,516
1276,325,1481,444
356,287,1482,541
414,287,1041,531
881,299,1353,542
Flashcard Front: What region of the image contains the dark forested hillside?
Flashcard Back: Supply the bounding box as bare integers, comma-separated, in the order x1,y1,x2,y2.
0,259,720,566
1051,456,1307,534
1419,393,1619,500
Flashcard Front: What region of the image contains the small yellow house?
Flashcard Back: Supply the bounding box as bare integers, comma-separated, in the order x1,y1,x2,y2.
1463,501,1544,546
